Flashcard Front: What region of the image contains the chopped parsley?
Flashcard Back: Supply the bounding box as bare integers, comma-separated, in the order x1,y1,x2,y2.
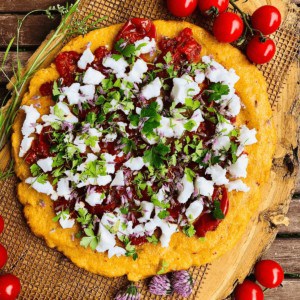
184,119,197,131
80,227,99,251
212,200,225,220
183,224,196,237
121,137,136,154
206,82,230,102
157,260,169,275
146,235,159,245
30,164,41,177
184,167,196,182
143,143,170,168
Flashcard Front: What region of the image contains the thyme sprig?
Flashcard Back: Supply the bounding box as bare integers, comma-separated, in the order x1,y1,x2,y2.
0,0,105,150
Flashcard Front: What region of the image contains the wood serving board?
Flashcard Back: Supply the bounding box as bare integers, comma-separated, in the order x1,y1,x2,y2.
0,0,299,299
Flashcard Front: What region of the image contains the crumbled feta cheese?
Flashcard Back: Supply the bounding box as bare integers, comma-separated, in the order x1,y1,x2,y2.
138,201,154,223
37,157,53,173
86,192,105,206
25,177,57,200
195,71,205,84
56,177,72,200
62,83,80,105
124,157,144,171
206,164,229,185
96,224,116,252
189,109,204,132
103,133,117,142
74,135,87,153
78,46,95,69
103,153,116,174
35,124,43,134
195,177,214,197
185,199,204,221
134,37,156,55
156,97,163,111
178,175,194,204
111,170,125,186
228,154,248,178
126,59,148,83
83,67,105,85
159,221,178,247
141,78,162,100
79,84,95,102
108,246,126,258
102,56,129,78
202,56,240,86
21,105,40,137
19,136,34,157
224,94,241,116
226,180,250,192
238,125,257,146
216,122,234,135
59,214,75,229
171,75,200,105
156,117,174,138
212,136,231,151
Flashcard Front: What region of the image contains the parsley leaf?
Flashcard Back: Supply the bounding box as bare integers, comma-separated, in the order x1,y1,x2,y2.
128,113,140,127
183,224,196,237
146,235,159,245
36,174,48,184
80,228,99,251
30,164,41,177
77,208,93,225
157,260,169,275
158,210,170,219
52,80,62,101
141,102,161,137
184,120,197,131
143,143,170,168
121,137,136,154
212,200,225,220
184,167,196,182
206,83,230,102
52,209,70,222
114,38,136,58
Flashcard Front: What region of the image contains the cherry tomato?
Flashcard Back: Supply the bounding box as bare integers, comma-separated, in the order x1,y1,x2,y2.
0,243,8,269
234,280,264,300
213,12,244,43
167,0,198,17
251,5,281,35
0,274,21,300
0,215,4,234
198,0,229,15
246,36,276,64
115,18,156,44
254,260,284,288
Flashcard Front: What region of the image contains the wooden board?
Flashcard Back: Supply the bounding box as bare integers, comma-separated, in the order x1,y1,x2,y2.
0,0,299,299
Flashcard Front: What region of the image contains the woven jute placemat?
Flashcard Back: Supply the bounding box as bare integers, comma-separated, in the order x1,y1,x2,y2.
0,0,299,299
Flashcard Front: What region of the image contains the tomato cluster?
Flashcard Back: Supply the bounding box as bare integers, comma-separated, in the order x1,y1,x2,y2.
234,259,284,300
0,215,21,300
166,0,281,64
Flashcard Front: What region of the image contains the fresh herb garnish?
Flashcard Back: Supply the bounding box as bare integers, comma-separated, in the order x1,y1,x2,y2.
212,200,225,220
206,83,230,102
183,224,196,237
143,143,170,168
157,260,169,275
80,227,99,251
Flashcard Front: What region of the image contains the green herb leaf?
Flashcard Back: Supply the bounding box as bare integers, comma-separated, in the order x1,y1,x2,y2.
30,164,41,177
158,210,170,219
184,120,197,131
121,137,136,154
143,143,170,168
146,235,159,245
206,83,229,102
184,167,196,182
183,224,196,237
157,260,169,275
212,200,225,220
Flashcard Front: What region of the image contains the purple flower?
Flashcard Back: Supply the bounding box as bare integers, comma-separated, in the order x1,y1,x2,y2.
149,274,172,296
171,270,194,297
114,283,140,300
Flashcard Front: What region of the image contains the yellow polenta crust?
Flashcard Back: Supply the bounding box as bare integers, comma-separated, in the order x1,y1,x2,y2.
11,21,276,281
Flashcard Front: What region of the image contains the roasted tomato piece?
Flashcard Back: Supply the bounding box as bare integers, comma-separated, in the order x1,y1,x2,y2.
39,81,54,97
115,18,156,44
129,235,148,246
158,27,201,64
55,51,81,86
24,147,38,164
194,186,229,237
168,202,182,220
93,46,110,71
53,197,75,212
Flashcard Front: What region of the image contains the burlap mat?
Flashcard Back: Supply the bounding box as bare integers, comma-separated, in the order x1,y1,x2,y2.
0,0,299,299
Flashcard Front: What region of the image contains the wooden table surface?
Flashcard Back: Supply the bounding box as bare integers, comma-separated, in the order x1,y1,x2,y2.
0,1,299,299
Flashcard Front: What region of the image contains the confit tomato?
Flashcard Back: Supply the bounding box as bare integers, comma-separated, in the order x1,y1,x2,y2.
251,5,281,35
167,0,198,18
158,28,202,64
213,12,244,43
55,51,81,86
115,18,156,44
246,36,276,64
0,243,8,269
194,186,228,237
130,235,148,246
198,0,229,15
254,260,284,288
0,274,21,300
234,280,264,300
39,81,54,97
93,46,110,71
0,215,4,234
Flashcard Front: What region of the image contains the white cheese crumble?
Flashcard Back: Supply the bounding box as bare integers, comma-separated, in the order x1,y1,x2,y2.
178,175,194,204
206,164,229,185
111,170,125,186
78,46,95,70
59,213,75,229
171,75,200,105
134,37,156,55
25,177,58,200
238,125,257,146
126,59,148,83
19,136,34,158
195,177,214,197
57,178,72,200
37,157,53,173
228,154,248,178
102,56,129,78
83,67,105,85
124,157,144,171
141,77,162,100
21,105,40,137
85,192,105,206
185,199,204,221
226,180,250,192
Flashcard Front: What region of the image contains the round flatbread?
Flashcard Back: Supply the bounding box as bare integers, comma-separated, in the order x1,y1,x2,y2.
12,20,275,281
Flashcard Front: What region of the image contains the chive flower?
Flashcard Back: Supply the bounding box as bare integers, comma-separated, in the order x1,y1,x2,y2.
171,270,194,297
149,274,172,296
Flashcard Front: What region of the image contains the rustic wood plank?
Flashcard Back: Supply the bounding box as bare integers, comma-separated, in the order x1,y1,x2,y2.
0,51,34,83
262,238,300,273
0,0,69,12
264,279,300,300
278,198,300,234
0,15,60,47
